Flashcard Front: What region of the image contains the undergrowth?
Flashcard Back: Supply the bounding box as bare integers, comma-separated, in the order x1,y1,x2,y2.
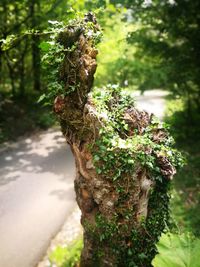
49,238,83,267
0,92,55,143
164,96,200,236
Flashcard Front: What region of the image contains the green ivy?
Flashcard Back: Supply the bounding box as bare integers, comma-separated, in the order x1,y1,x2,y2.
40,15,185,266
90,85,185,183
39,15,102,105
84,84,185,266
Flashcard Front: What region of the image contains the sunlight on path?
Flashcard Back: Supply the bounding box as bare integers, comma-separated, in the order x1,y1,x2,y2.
0,129,76,267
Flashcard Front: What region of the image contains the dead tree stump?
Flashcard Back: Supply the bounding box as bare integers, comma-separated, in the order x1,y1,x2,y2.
46,14,183,267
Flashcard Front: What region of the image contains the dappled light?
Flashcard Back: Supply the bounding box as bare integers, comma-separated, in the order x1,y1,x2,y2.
0,129,75,186
0,129,78,267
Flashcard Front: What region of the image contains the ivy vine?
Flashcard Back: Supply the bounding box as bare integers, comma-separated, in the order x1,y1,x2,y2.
90,84,185,183
38,15,102,105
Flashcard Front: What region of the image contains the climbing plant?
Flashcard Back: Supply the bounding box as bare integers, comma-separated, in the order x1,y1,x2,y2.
43,13,184,267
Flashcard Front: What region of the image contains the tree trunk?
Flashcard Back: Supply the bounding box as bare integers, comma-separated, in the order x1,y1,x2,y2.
0,48,2,84
30,0,41,91
19,39,28,97
52,15,179,267
5,53,16,97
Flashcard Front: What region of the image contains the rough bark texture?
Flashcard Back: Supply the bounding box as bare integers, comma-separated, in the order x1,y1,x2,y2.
53,14,177,267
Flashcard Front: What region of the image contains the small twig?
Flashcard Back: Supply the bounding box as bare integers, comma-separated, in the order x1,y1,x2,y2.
66,56,76,67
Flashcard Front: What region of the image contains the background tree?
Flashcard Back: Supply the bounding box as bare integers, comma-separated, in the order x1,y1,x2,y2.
121,0,200,118
0,0,108,141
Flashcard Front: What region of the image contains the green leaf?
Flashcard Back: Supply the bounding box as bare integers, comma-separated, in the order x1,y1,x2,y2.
39,41,51,52
49,238,82,267
93,155,100,161
128,248,132,256
66,7,76,20
96,168,102,174
152,233,200,267
37,94,46,103
127,159,134,164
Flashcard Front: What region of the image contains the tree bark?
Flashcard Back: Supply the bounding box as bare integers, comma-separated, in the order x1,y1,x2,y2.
53,15,177,267
19,39,28,97
5,53,16,97
30,0,41,91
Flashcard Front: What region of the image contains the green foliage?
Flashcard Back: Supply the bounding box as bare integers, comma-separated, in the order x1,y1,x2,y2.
124,0,200,111
94,9,135,87
39,21,66,104
0,0,135,142
0,1,96,142
164,96,200,142
49,238,83,267
0,94,55,143
40,16,102,105
152,232,200,267
0,0,105,99
164,97,200,236
171,157,200,236
83,85,185,266
86,187,171,267
91,85,184,183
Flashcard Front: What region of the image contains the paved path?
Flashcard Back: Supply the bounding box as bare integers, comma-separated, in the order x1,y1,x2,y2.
133,89,168,119
0,130,76,267
0,90,167,267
